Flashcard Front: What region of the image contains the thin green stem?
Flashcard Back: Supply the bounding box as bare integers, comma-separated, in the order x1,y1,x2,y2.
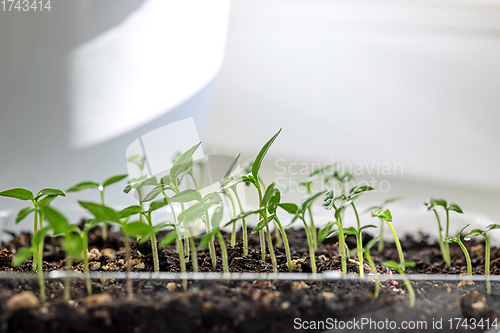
82,232,91,295
352,203,364,277
257,184,277,273
232,188,248,256
386,221,405,271
226,192,237,247
445,209,450,265
204,211,217,271
399,269,415,308
36,241,45,301
216,231,229,273
458,240,472,276
485,234,491,295
302,218,316,274
433,209,450,266
338,216,347,275
177,235,187,290
259,230,266,261
180,203,189,262
377,220,384,253
64,256,73,302
274,216,292,272
124,235,133,301
306,183,317,251
365,251,379,298
189,236,198,272
100,190,107,240
146,214,159,273
33,207,38,272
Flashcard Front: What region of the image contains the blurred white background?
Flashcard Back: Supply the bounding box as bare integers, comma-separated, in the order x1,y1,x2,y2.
1,0,500,237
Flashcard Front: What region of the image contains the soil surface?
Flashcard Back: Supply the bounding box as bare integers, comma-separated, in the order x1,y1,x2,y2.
1,225,500,333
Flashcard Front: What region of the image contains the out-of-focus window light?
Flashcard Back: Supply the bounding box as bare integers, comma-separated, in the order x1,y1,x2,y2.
69,0,230,148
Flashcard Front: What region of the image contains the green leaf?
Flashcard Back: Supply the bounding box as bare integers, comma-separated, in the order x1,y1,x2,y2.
78,201,120,223
33,227,51,247
178,195,222,224
198,230,216,249
121,221,153,239
251,218,267,234
447,203,463,214
318,221,334,243
348,185,374,200
323,190,335,210
262,182,276,207
36,188,66,199
127,154,146,171
278,203,298,215
66,181,99,193
251,129,282,179
169,142,201,183
123,184,133,194
211,206,224,229
299,191,327,215
83,219,102,233
0,188,34,201
38,195,58,207
102,174,128,187
16,206,35,224
223,153,241,184
359,224,377,233
143,186,164,202
41,206,70,234
61,232,83,258
382,261,400,270
404,261,416,268
334,203,349,221
371,209,392,222
223,208,265,227
464,229,484,241
444,236,457,244
170,189,202,204
486,224,500,232
365,236,380,251
119,205,142,219
430,198,447,209
12,247,33,267
267,189,281,215
457,224,469,237
159,230,177,248
343,227,357,235
148,199,169,213
348,248,363,257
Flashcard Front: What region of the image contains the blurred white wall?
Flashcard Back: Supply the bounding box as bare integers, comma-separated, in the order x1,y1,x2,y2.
205,0,500,217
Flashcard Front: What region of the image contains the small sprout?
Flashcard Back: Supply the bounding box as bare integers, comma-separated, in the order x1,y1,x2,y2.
364,197,402,253
372,209,406,271
425,198,463,267
349,236,381,297
1,187,65,273
383,261,416,307
67,174,127,240
444,224,472,277
199,205,229,275
465,224,500,295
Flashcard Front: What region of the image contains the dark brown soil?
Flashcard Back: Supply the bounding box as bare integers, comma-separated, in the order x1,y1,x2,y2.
1,225,500,333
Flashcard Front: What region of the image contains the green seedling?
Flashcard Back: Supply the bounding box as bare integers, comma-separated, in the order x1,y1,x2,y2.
365,197,403,253
286,191,327,274
425,198,463,267
371,209,405,271
324,170,355,197
1,187,65,272
231,129,282,272
41,206,84,302
323,189,348,274
325,222,356,273
67,174,127,240
199,205,229,274
445,224,472,276
284,163,336,251
349,236,381,297
12,227,52,301
465,224,500,295
383,261,416,308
